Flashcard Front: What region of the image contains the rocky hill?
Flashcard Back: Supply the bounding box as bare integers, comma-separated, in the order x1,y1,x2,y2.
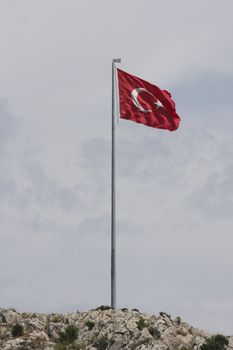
0,307,232,350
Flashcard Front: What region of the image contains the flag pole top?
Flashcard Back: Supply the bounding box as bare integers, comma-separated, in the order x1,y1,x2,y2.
113,58,121,63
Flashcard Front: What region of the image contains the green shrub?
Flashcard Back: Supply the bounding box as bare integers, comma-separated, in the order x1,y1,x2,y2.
181,347,193,350
11,323,24,337
201,335,229,350
94,335,109,350
121,308,128,312
136,316,147,330
159,311,171,319
51,315,61,323
54,344,67,350
0,313,7,323
85,320,95,330
95,305,112,311
58,324,78,344
175,316,181,325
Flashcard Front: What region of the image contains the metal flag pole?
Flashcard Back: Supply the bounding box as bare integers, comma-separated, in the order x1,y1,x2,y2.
111,58,121,309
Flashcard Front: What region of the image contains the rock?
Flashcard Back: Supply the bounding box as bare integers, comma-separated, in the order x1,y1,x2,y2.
30,330,50,342
126,316,139,333
227,336,233,349
1,337,25,350
25,318,46,332
0,308,229,350
192,335,207,350
177,333,194,348
148,325,161,339
150,344,169,350
0,309,22,325
177,325,190,336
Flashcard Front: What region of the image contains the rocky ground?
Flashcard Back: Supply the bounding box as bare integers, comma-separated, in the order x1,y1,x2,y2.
0,307,232,350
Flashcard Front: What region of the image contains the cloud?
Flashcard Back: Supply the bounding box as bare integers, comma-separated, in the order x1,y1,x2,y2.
0,98,18,150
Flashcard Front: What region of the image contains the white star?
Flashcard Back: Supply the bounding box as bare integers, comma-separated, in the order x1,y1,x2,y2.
154,100,163,109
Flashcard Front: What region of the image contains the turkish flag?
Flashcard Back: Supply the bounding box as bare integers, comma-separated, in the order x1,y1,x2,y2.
117,68,180,131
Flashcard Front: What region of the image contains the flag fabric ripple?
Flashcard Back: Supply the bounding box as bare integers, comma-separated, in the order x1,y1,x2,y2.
117,68,181,131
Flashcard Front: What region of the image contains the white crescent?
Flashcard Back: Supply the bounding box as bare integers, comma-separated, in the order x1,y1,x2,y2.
131,88,152,113
131,88,164,113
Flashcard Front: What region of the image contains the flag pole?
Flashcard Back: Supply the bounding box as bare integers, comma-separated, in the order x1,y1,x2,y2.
111,58,121,309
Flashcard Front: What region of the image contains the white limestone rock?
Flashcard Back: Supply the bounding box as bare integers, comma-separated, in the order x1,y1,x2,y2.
0,308,230,350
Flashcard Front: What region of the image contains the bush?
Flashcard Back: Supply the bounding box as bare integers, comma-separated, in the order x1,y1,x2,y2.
175,316,181,325
159,311,171,319
95,305,112,311
94,335,109,350
0,313,7,323
132,308,139,312
11,323,24,337
54,344,67,350
136,316,147,330
201,335,229,350
121,308,128,312
58,324,78,344
51,315,61,323
85,320,95,330
181,347,193,350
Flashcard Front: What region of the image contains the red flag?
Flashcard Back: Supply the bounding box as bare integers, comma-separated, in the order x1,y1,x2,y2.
117,68,180,131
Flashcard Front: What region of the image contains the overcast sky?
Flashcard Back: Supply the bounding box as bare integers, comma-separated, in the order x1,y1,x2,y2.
0,0,233,334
